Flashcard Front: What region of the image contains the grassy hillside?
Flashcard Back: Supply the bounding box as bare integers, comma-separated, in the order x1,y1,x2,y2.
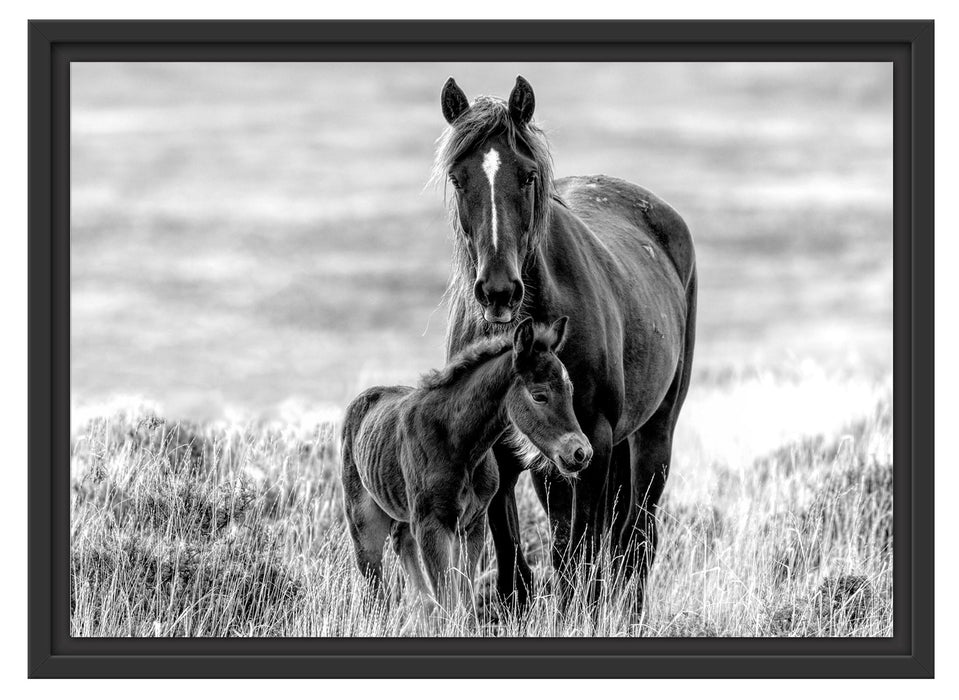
70,370,892,637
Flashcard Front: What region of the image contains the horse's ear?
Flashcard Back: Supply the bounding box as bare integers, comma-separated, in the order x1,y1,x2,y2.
512,317,535,362
549,316,569,354
508,75,535,125
441,77,470,124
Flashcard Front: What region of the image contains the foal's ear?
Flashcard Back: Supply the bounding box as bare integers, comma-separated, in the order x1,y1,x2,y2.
508,75,536,125
441,77,470,124
549,316,569,354
512,317,536,362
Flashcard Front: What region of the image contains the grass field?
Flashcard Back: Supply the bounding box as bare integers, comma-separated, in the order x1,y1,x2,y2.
70,62,893,637
71,367,892,637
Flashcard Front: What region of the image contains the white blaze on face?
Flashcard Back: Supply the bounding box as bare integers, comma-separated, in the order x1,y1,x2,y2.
482,147,501,251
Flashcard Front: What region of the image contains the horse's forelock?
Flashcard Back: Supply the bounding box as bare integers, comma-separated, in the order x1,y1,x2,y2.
431,96,557,348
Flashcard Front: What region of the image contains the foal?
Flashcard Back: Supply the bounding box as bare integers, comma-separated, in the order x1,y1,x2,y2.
340,317,591,609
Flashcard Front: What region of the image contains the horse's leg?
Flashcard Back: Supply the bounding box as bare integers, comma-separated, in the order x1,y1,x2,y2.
529,467,573,588
487,444,533,611
565,418,615,605
603,441,633,556
391,521,432,603
617,424,672,614
590,440,631,576
618,277,696,611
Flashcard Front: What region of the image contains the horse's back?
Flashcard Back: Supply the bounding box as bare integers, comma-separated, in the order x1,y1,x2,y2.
555,175,695,288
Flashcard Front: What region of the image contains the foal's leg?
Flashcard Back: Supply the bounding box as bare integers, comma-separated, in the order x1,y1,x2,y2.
341,443,393,590
344,492,393,590
391,521,433,602
455,515,488,620
464,515,487,589
412,513,456,611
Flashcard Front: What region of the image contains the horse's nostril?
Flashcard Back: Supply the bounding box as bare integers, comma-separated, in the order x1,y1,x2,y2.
511,280,524,306
473,279,488,305
574,447,587,463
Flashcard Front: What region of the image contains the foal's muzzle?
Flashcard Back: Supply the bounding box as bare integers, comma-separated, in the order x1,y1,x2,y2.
554,433,593,476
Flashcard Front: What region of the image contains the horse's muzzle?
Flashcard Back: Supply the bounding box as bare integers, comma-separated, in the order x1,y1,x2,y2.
483,305,515,324
474,276,524,323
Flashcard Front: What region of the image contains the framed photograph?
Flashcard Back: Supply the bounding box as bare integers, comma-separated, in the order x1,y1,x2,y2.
28,20,934,677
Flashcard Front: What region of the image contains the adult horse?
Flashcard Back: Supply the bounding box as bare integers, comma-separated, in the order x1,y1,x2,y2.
435,76,697,610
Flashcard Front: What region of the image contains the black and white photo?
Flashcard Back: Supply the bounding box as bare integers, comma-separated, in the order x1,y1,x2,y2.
67,59,896,639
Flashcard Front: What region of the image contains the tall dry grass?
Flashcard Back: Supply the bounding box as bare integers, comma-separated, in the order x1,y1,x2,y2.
70,373,893,637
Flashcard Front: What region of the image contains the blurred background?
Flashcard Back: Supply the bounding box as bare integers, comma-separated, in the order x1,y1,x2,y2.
70,62,892,422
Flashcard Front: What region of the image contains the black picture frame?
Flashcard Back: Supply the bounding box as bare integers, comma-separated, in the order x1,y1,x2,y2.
28,19,934,678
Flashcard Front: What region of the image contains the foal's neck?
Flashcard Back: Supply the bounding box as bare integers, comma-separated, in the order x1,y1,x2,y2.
442,350,515,462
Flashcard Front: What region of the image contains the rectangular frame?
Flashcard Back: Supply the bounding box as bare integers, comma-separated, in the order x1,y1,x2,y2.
28,19,934,678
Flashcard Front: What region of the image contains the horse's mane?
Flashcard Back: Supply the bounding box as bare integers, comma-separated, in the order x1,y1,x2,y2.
418,333,512,391
429,96,560,346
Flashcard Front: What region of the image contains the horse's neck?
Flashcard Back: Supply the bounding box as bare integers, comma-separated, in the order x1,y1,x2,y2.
523,200,595,311
522,208,567,313
442,351,514,458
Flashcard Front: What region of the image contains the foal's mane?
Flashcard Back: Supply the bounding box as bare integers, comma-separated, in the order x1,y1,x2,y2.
418,334,512,391
430,96,561,346
418,322,559,391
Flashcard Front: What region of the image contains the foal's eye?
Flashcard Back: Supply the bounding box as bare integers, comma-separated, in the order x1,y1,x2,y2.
531,390,548,404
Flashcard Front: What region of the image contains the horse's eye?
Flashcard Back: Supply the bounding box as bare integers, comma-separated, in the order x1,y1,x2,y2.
524,172,538,187
531,390,548,404
449,174,462,190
